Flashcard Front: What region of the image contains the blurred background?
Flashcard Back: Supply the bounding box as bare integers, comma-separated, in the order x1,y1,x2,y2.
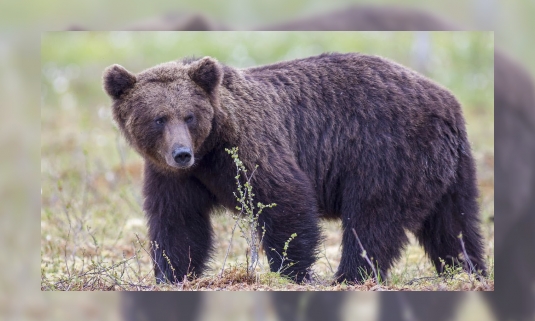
1,0,534,320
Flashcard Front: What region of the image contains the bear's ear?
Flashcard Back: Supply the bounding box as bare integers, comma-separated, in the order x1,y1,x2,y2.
103,64,137,100
187,57,223,94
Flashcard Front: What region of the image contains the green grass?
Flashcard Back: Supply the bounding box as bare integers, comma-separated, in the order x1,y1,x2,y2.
41,31,493,291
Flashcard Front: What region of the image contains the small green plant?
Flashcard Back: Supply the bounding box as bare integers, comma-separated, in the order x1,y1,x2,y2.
283,233,297,258
437,257,464,280
222,147,276,276
259,271,293,287
271,232,297,274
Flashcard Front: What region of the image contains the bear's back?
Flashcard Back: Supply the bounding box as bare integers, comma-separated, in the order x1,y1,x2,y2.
240,52,459,120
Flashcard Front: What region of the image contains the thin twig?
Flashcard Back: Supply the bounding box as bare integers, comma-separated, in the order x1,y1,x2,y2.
135,233,168,284
458,232,489,289
220,218,240,278
323,242,335,274
351,228,378,282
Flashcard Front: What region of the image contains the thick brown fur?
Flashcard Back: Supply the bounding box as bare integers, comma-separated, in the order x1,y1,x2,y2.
103,52,486,284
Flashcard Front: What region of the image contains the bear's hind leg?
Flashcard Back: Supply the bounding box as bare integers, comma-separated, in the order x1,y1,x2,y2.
415,150,486,277
335,197,409,284
415,188,487,277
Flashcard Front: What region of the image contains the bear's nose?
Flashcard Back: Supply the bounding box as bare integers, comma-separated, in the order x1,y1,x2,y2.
172,147,192,166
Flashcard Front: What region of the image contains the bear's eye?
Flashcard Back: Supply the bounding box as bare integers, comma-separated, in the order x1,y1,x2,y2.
185,115,194,124
155,117,165,125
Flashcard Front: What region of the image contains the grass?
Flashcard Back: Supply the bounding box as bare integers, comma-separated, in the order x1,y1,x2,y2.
41,31,493,291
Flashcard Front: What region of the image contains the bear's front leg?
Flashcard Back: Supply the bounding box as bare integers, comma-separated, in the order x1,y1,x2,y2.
143,163,216,283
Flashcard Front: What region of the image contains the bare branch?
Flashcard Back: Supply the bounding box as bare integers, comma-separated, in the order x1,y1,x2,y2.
351,228,378,282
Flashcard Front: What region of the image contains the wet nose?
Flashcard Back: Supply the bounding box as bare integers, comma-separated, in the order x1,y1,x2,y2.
172,147,192,166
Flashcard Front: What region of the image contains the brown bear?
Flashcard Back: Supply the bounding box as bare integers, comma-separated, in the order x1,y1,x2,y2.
103,53,486,284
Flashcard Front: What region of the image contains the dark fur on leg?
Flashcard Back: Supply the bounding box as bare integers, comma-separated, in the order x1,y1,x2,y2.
143,162,216,283
416,141,486,277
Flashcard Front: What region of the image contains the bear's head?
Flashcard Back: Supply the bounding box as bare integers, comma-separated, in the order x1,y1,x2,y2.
103,57,224,171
